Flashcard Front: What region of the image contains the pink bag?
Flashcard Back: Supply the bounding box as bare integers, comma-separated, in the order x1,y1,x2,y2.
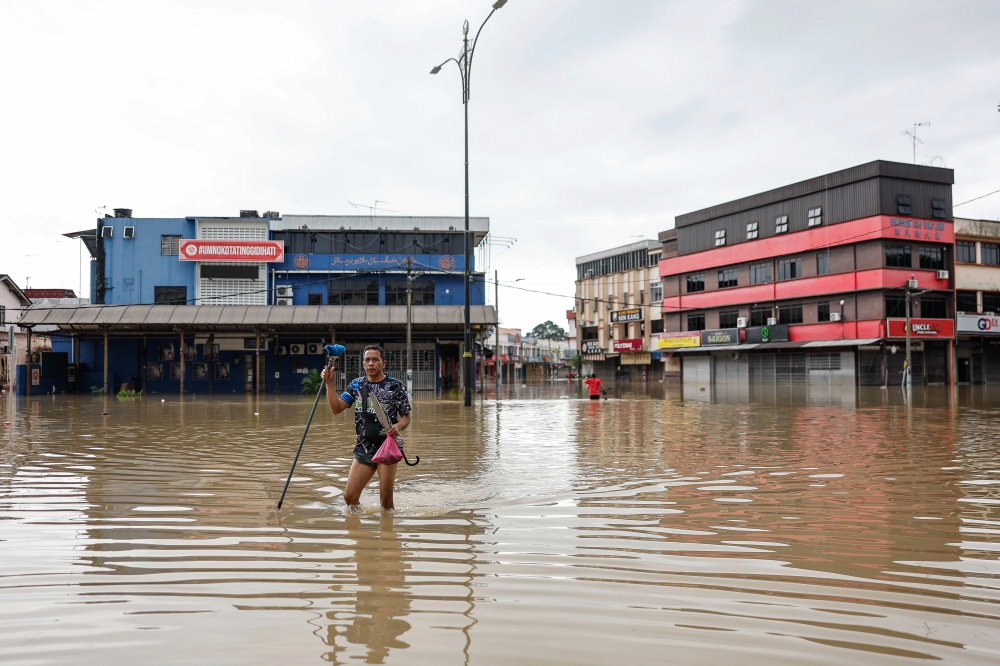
371,434,404,465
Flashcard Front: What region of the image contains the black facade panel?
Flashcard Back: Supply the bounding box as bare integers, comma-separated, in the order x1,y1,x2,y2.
200,265,259,280
677,179,880,256
676,160,953,229
676,175,954,256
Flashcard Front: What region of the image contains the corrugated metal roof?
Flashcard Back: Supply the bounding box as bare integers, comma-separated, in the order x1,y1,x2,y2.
575,239,661,265
274,215,490,233
19,304,497,331
802,338,882,347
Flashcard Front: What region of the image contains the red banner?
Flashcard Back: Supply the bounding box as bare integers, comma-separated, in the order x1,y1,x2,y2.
613,338,643,352
179,240,284,262
886,318,955,339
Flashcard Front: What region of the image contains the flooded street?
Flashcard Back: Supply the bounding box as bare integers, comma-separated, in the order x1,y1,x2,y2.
2,385,1000,665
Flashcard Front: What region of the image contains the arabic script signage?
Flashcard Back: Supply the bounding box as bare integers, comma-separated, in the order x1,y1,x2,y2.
179,240,285,262
886,318,955,338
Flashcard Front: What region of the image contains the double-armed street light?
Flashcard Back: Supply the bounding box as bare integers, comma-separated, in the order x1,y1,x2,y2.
430,0,507,407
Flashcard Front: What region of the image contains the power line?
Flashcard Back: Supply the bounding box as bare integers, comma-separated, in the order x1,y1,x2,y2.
954,188,1000,208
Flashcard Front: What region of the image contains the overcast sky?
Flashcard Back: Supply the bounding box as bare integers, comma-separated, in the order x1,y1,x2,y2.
2,1,999,331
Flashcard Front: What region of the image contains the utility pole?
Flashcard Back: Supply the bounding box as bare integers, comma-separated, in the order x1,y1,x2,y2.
904,287,912,388
495,269,501,393
406,257,414,397
95,214,106,304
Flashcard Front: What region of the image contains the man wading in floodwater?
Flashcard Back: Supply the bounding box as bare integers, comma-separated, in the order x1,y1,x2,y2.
320,344,411,510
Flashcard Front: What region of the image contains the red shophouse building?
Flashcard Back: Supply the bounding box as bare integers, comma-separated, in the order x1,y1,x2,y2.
658,160,956,388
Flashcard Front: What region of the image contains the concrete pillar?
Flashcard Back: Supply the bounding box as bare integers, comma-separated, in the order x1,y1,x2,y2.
255,329,261,395
179,328,185,395
103,328,109,395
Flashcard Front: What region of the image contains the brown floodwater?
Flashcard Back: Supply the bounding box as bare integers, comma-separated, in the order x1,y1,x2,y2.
2,384,1000,664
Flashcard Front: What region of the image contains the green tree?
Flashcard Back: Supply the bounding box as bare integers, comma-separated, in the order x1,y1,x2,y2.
301,369,323,395
529,320,566,340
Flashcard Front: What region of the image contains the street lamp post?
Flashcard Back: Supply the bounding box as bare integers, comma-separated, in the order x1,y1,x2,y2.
430,0,507,407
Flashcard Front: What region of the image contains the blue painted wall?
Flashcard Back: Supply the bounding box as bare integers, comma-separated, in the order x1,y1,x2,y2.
98,218,196,305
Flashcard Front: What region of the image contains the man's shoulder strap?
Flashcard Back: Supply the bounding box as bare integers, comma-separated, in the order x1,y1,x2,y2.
359,377,369,411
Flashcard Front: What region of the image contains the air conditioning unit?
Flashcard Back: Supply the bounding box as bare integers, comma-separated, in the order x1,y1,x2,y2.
289,343,304,355
122,226,135,239
906,279,919,289
306,343,322,355
276,285,293,298
936,270,949,280
276,297,292,306
101,226,113,238
276,346,287,355
829,312,842,322
736,317,748,328
766,317,778,326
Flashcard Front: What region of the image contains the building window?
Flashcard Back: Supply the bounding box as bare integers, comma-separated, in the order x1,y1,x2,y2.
715,229,727,247
750,262,772,285
750,306,771,327
983,243,1000,266
920,295,947,319
154,286,187,305
746,221,759,240
778,304,803,325
650,282,663,302
818,302,830,322
885,295,906,318
808,207,822,227
956,290,978,313
817,251,829,275
0,306,5,326
931,199,947,219
775,215,789,234
956,241,977,264
778,257,802,280
327,279,379,305
687,313,706,331
718,268,738,289
686,274,705,293
385,280,435,305
307,293,323,306
582,326,599,341
984,292,1000,314
160,235,182,256
650,318,664,334
885,244,911,268
896,194,912,215
919,246,944,270
719,311,739,328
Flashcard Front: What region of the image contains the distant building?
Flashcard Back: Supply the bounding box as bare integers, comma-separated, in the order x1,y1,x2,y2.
21,210,495,395
658,160,956,390
954,217,1000,383
574,240,663,381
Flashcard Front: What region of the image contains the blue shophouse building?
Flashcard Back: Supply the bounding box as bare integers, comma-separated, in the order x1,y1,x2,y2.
20,210,495,395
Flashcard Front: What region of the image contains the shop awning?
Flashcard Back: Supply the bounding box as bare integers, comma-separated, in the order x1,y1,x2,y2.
667,338,884,353
18,304,497,333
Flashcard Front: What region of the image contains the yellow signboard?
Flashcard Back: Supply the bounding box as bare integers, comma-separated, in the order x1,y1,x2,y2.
657,333,701,349
620,352,652,365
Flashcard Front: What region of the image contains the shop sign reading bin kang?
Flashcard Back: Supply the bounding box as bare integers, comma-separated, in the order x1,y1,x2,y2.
179,240,285,262
657,332,701,349
700,328,739,346
610,308,643,323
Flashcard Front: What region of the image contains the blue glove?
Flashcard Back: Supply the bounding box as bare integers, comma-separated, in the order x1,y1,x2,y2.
324,344,346,357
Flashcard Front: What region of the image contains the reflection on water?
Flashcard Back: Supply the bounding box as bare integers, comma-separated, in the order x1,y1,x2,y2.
2,385,1000,664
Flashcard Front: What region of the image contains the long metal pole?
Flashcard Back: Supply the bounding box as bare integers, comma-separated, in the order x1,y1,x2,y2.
406,257,413,397
277,355,333,510
463,30,473,408
905,289,912,388
179,327,185,395
103,328,109,395
495,269,500,392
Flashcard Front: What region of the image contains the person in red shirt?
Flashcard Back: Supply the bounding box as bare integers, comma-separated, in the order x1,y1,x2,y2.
584,373,605,400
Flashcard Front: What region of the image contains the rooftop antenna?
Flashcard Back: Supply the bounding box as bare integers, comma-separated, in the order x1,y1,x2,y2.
348,200,399,222
904,122,929,164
